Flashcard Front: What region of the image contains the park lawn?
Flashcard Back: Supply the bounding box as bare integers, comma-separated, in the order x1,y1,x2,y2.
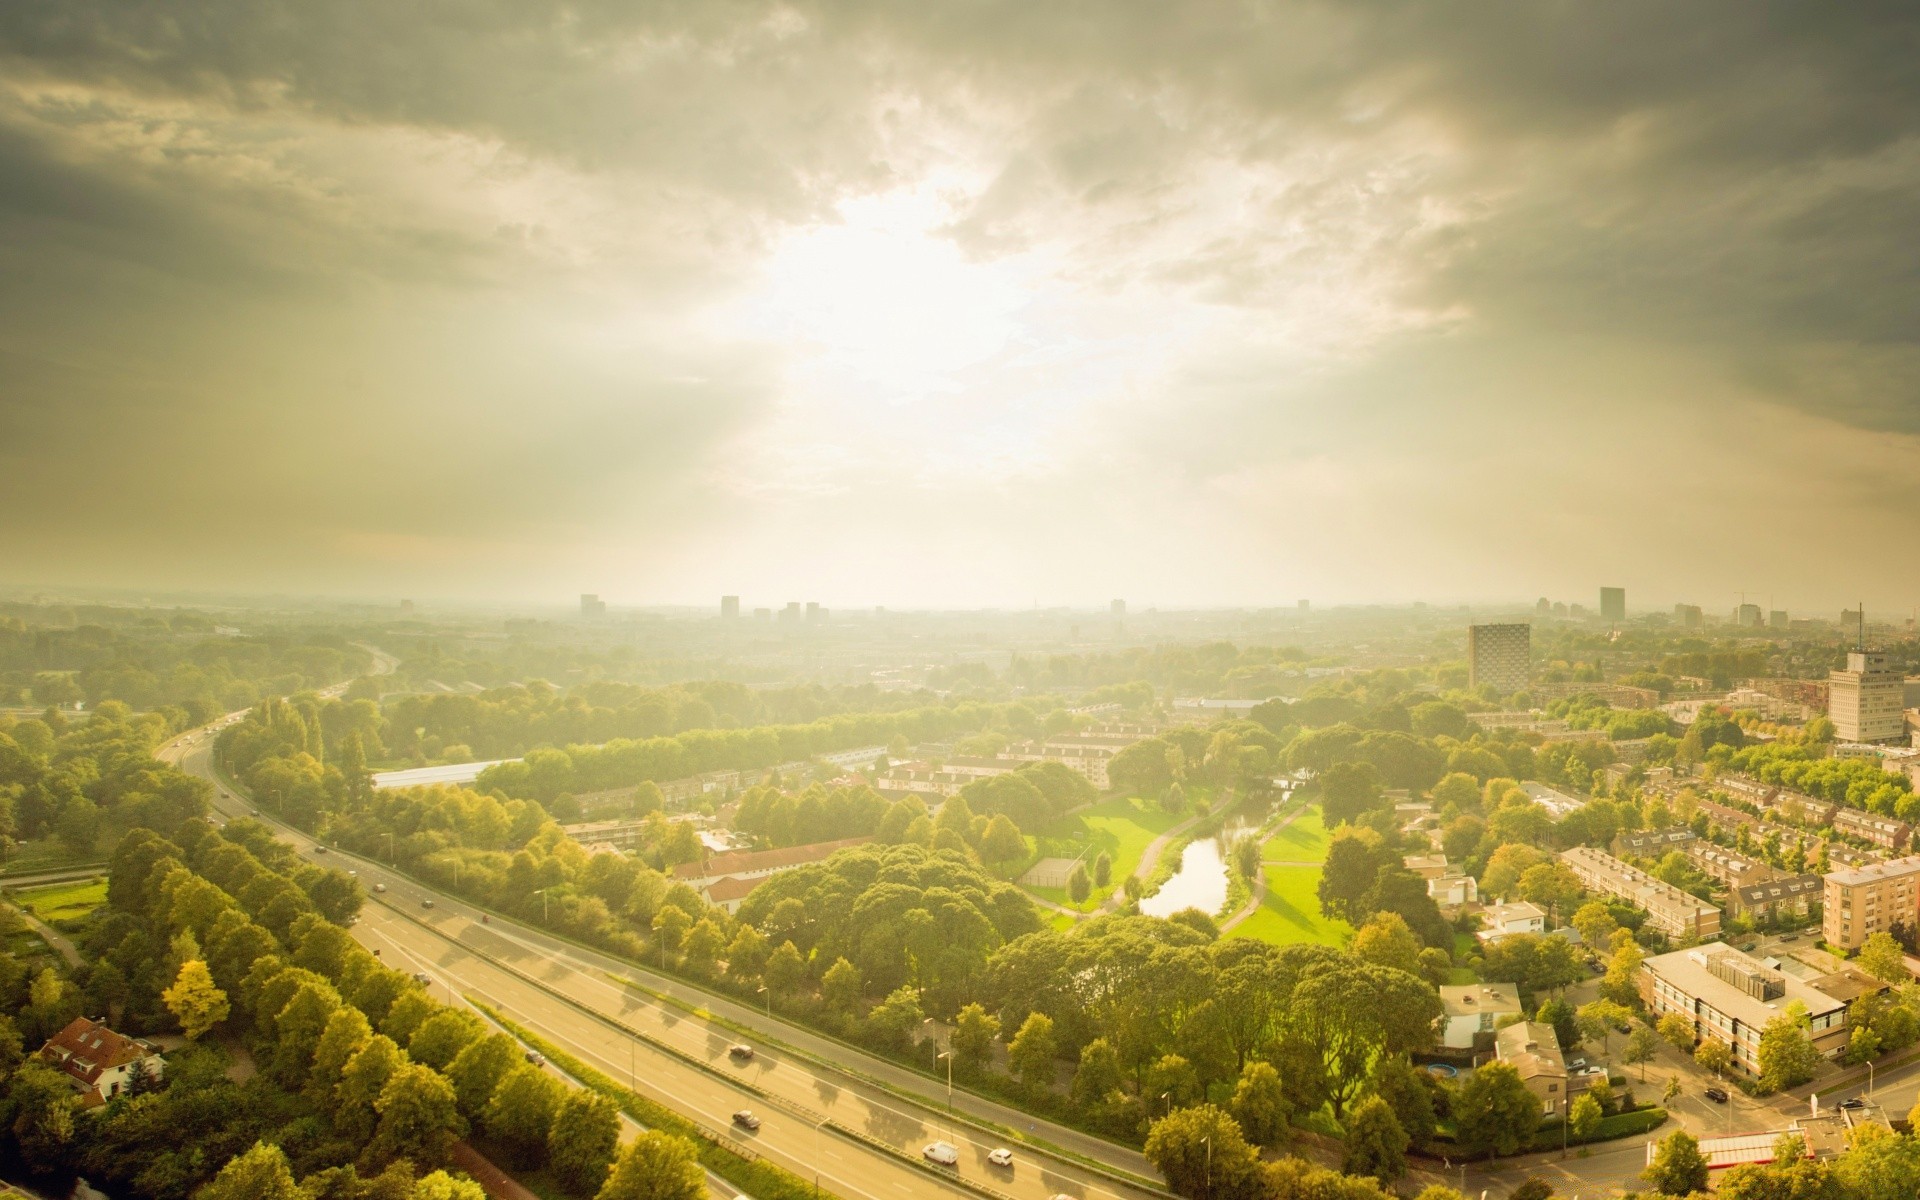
1026,794,1186,911
2,811,131,875
1262,804,1332,862
1228,863,1351,948
14,879,108,922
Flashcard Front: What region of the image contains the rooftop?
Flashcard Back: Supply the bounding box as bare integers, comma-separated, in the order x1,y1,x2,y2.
1642,943,1847,1030
1824,855,1920,887
1439,982,1523,1018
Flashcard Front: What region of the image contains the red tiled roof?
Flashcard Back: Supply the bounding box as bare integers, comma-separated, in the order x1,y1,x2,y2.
671,836,871,880
702,876,762,903
38,1017,156,1090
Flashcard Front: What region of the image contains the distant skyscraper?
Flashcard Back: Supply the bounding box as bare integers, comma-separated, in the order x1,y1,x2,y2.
1830,651,1904,742
1298,599,1309,611
1599,587,1626,621
1768,610,1789,630
1674,603,1703,629
721,595,740,619
805,601,824,623
1467,623,1531,694
580,593,607,618
1735,603,1763,628
780,602,801,623
1535,597,1551,615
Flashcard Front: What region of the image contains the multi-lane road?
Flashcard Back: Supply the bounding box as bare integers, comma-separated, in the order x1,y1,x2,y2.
157,721,1171,1200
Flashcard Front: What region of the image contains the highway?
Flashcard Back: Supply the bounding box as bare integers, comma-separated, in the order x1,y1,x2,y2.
157,718,1171,1200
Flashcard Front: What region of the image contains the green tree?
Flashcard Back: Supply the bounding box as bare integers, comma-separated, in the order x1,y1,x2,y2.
1577,999,1633,1061
1143,1104,1262,1200
1351,911,1424,976
1568,1092,1602,1141
446,1032,522,1117
821,957,862,1015
980,814,1027,863
549,1089,621,1195
950,1003,1000,1075
765,941,806,995
1008,1011,1057,1092
1657,1012,1696,1053
1067,862,1092,905
335,1034,406,1140
415,1172,487,1200
197,1141,299,1200
1144,1053,1201,1109
1758,1007,1819,1091
161,958,228,1040
1645,1130,1709,1196
1093,852,1113,888
1858,932,1909,984
865,985,924,1051
308,1006,373,1104
409,1009,487,1072
1454,1062,1540,1160
1072,1037,1126,1109
1571,900,1618,949
1342,1095,1409,1183
365,1061,464,1172
1321,760,1386,827
1371,1055,1437,1148
1694,1039,1732,1076
1229,1059,1290,1147
596,1131,705,1200
484,1063,569,1167
1625,1023,1661,1081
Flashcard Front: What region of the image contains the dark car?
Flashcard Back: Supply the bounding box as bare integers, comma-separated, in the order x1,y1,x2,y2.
1839,1098,1866,1110
1705,1087,1730,1103
732,1110,761,1131
313,845,328,854
421,898,436,909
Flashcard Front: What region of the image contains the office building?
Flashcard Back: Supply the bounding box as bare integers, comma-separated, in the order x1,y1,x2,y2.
1561,846,1722,938
779,602,801,623
1600,587,1626,621
1770,610,1789,630
1675,603,1704,629
1735,603,1763,628
805,602,826,623
1467,623,1531,694
1830,652,1906,743
579,593,607,618
720,595,740,619
1823,856,1920,950
1639,943,1850,1075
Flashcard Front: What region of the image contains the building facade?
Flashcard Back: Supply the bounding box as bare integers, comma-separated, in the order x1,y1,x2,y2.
1561,846,1722,938
1831,652,1907,744
1639,944,1849,1076
38,1018,166,1106
1467,623,1531,694
1600,587,1626,621
1823,856,1920,950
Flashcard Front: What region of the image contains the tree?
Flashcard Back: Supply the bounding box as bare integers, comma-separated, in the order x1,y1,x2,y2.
1645,1130,1709,1196
1008,1011,1057,1092
821,957,862,1014
596,1131,705,1200
1758,1008,1819,1091
1352,911,1424,977
980,814,1027,864
865,985,924,1051
1568,1092,1602,1141
161,958,228,1039
365,1061,464,1171
1694,1039,1732,1076
1143,1104,1262,1200
1230,1059,1290,1147
1577,1000,1633,1061
1858,932,1909,984
1371,1055,1437,1148
415,1173,487,1200
1321,761,1386,827
765,941,806,995
308,1006,373,1103
1572,900,1619,949
409,1009,487,1072
484,1063,568,1167
1342,1095,1409,1183
1072,1037,1126,1109
446,1032,522,1117
1625,1023,1661,1082
950,1003,1000,1075
1144,1053,1201,1109
1658,1012,1696,1053
336,1034,406,1140
549,1089,621,1195
1067,863,1092,905
197,1141,299,1200
1454,1062,1540,1160
1093,852,1113,888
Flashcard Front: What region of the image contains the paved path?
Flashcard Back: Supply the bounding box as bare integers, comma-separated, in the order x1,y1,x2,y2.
1219,798,1310,933
4,903,84,968
450,1143,540,1200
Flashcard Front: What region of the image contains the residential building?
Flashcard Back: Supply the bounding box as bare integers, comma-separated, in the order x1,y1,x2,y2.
1494,1021,1598,1117
1560,846,1723,938
1639,944,1850,1075
1685,843,1778,890
580,593,607,618
559,817,661,852
1429,873,1479,911
673,836,872,912
1770,790,1836,826
1467,623,1531,694
1403,853,1449,879
1437,982,1525,1050
38,1018,166,1106
1477,901,1547,944
1735,603,1764,628
1831,807,1911,851
1712,773,1779,808
1530,682,1661,709
1728,875,1823,922
1823,856,1920,950
1600,587,1626,621
1675,603,1704,629
1521,781,1585,818
1830,652,1907,744
1612,827,1698,860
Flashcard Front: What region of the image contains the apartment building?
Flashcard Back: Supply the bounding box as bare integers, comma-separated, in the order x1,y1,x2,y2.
1467,623,1531,694
1639,944,1850,1076
1830,652,1907,744
1561,846,1723,938
1685,843,1778,890
1823,856,1920,950
1831,807,1911,851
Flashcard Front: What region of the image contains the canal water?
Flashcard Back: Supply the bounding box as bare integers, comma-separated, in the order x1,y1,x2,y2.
1139,816,1256,918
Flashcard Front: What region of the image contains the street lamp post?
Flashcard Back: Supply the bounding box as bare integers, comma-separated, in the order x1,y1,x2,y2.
385,831,394,862
1161,1091,1172,1118
937,1051,953,1116
758,984,771,1017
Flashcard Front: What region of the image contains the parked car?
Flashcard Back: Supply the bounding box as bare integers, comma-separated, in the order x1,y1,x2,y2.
1839,1097,1865,1110
922,1142,959,1166
987,1148,1013,1167
732,1111,761,1131
728,1044,754,1060
1705,1087,1730,1103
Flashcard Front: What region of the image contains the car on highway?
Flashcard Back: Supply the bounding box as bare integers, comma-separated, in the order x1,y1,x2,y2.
373,883,387,893
250,809,261,816
728,1044,754,1061
525,1051,546,1067
348,870,358,877
1705,1087,1730,1103
987,1148,1013,1167
922,1142,959,1166
413,972,432,985
421,898,435,908
731,1110,761,1131
313,845,328,854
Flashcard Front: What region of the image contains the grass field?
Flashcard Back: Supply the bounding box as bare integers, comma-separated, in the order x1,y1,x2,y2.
12,879,108,922
1026,794,1188,912
1262,804,1332,862
1228,863,1352,947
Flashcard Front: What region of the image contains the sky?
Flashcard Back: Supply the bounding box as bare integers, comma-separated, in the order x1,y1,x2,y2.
3,2,1919,613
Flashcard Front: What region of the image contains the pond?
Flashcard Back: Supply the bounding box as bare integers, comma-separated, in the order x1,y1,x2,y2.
1138,818,1256,919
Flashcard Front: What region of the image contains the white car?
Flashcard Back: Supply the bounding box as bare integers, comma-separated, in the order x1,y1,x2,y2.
922,1142,959,1166
987,1147,1013,1167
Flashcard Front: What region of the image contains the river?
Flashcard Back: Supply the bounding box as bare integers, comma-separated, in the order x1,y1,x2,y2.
1138,816,1256,918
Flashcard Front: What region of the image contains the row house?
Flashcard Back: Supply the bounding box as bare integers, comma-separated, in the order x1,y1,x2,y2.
1831,808,1911,851
1684,843,1778,890
1729,875,1823,922
1561,846,1723,939
1612,827,1697,860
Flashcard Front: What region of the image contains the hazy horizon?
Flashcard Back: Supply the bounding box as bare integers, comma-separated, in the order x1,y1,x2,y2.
5,4,1919,609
